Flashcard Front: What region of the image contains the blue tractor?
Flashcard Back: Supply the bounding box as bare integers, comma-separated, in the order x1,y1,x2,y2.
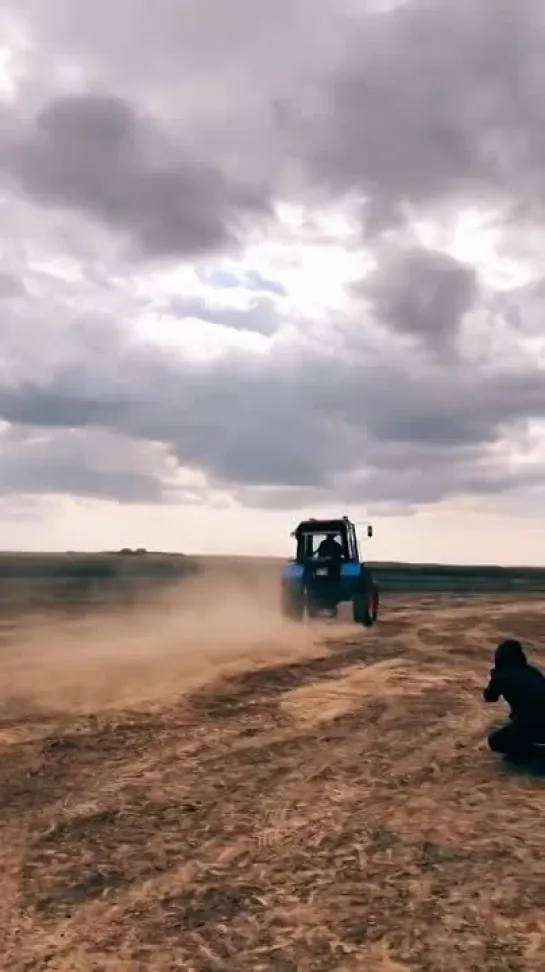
281,516,379,626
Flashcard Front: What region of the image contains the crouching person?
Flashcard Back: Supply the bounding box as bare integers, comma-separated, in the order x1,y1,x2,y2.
484,639,545,763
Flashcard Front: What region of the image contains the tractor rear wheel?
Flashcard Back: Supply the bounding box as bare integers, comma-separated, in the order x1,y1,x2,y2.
370,583,379,622
352,583,378,627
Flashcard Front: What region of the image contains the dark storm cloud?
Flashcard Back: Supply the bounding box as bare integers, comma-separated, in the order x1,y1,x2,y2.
1,0,545,509
1,305,545,508
296,0,545,234
6,0,545,242
363,245,478,355
0,425,174,503
5,0,545,254
0,385,125,429
2,455,161,503
0,93,271,259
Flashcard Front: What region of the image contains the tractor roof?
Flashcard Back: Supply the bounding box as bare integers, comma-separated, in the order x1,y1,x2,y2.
293,516,353,536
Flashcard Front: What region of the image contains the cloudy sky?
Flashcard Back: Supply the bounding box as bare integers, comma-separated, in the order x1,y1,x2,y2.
2,0,545,563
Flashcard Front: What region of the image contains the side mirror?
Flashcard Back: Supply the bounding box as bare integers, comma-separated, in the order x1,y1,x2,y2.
367,525,373,537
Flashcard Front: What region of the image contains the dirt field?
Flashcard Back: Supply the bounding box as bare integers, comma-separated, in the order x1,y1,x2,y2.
0,557,544,971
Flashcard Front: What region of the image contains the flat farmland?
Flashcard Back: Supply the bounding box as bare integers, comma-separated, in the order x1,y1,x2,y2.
0,554,544,971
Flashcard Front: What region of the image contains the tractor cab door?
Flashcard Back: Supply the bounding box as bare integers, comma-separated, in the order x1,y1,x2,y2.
295,532,315,562
346,522,360,562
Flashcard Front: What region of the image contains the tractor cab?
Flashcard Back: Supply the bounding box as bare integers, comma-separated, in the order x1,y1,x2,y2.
291,516,369,564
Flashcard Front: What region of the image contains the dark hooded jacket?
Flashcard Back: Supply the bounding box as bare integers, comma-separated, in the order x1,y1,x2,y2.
483,639,545,731
317,536,343,560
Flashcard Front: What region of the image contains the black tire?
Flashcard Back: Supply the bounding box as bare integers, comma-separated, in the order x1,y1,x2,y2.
281,584,304,621
369,583,380,624
352,583,378,627
370,583,379,623
352,592,370,626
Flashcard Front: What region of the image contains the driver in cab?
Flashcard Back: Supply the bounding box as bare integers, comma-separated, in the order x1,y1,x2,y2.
316,534,344,560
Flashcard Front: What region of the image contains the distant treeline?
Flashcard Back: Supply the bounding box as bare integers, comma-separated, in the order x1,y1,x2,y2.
2,553,545,596
369,562,545,594
0,552,199,581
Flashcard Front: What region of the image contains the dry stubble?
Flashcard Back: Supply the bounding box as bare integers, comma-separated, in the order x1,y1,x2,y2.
0,564,544,971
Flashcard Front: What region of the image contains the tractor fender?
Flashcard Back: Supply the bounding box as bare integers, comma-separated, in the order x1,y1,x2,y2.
351,562,371,591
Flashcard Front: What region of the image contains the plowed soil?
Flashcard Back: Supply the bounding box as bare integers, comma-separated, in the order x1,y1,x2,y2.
0,577,544,971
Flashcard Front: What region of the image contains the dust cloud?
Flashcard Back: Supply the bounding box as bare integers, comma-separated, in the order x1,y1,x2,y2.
0,570,325,713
